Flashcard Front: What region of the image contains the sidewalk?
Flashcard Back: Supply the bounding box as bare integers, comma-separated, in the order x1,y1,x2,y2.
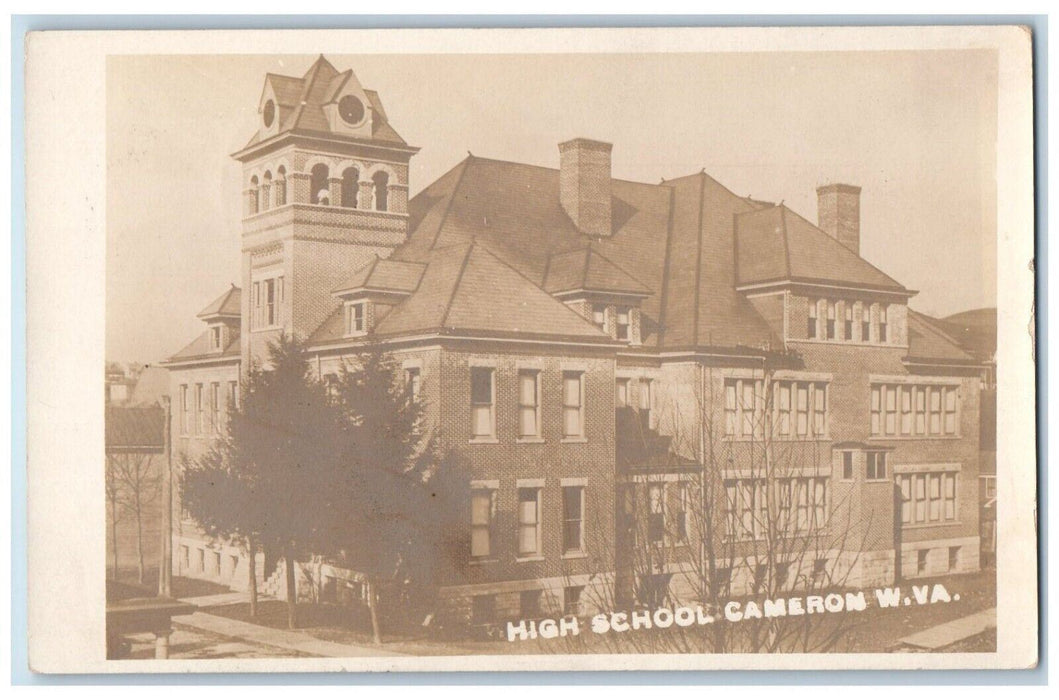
896,608,997,650
173,609,407,658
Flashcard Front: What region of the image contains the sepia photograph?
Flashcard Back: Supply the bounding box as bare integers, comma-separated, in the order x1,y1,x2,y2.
24,25,1037,673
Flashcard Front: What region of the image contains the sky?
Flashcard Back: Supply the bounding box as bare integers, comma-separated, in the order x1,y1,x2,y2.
106,50,998,365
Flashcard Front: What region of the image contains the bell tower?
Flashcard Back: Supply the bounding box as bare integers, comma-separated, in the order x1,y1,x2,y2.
232,56,419,367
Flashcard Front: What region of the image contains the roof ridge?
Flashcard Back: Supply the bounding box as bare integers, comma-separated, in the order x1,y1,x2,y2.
656,186,677,347
780,206,792,279
908,308,973,356
587,246,653,294
430,157,473,250
439,242,476,328
691,173,706,347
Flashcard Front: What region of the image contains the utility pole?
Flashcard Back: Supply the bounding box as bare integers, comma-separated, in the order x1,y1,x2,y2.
158,395,173,598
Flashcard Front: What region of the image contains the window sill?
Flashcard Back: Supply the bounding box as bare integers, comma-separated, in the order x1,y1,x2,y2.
515,555,545,563
469,437,500,445
724,436,830,443
469,558,498,566
865,478,891,484
251,325,283,333
516,437,546,444
868,434,962,441
901,520,962,530
560,551,588,560
560,436,588,444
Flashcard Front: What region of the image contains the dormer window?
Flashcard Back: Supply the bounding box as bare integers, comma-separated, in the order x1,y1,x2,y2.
826,301,836,339
346,302,366,336
592,304,606,331
879,305,889,343
616,307,630,341
844,304,853,339
808,302,818,339
210,325,223,351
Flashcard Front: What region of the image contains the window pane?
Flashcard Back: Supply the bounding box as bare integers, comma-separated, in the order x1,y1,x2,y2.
471,491,491,525
472,405,492,437
471,368,492,404
520,407,537,437
471,529,490,557
563,375,581,405
616,379,628,407
519,372,537,404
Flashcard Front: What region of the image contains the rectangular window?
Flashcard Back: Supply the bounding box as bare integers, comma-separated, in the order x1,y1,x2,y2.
210,325,222,350
929,387,942,434
615,378,629,407
944,386,958,434
741,380,755,436
915,474,927,522
470,367,495,439
900,386,913,435
866,451,887,480
562,486,585,553
639,378,652,424
898,472,960,525
885,385,897,435
179,384,188,435
517,488,541,557
179,545,189,572
948,546,960,571
724,383,737,436
562,371,584,439
518,370,540,438
592,304,606,331
917,549,929,574
648,484,665,543
777,383,791,436
915,386,927,434
870,385,881,435
347,302,365,335
796,383,809,437
726,378,765,438
196,548,205,572
228,380,238,411
844,304,853,339
842,451,854,480
929,473,942,521
826,300,836,339
616,307,630,341
879,305,888,342
725,479,763,540
195,384,204,435
564,586,584,616
470,489,495,558
944,472,957,520
404,367,421,402
862,305,871,341
807,301,818,338
813,382,827,436
210,382,219,435
900,476,912,524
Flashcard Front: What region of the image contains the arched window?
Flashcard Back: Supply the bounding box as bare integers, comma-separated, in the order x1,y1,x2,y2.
248,175,260,215
372,171,389,212
274,165,287,206
310,163,330,205
261,170,273,211
341,167,359,209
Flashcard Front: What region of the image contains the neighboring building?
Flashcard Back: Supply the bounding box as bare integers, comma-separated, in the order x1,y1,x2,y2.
163,56,984,625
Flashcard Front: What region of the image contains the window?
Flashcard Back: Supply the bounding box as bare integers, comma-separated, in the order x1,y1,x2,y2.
562,371,584,439
592,304,606,331
252,276,284,329
404,367,421,402
616,307,630,341
898,471,957,525
229,554,239,578
340,166,359,208
470,367,495,439
862,305,871,341
309,163,329,204
210,551,221,576
639,378,653,423
796,383,809,436
196,548,205,572
195,384,204,435
210,325,222,351
872,382,960,437
209,382,219,435
724,378,764,438
520,590,542,619
346,302,366,335
180,545,189,572
813,382,827,436
518,370,540,439
725,479,766,540
879,305,889,342
372,171,389,211
228,380,239,410
844,304,853,339
471,595,496,625
564,586,584,616
562,486,585,553
179,384,188,435
615,378,629,407
948,546,960,571
826,300,836,339
917,549,929,574
866,451,887,481
648,484,665,543
842,451,854,480
470,488,496,558
517,488,541,557
777,382,791,436
808,301,818,338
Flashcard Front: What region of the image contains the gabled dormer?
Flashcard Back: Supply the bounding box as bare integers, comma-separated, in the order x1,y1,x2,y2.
196,285,241,353
542,245,652,345
331,256,425,337
321,66,374,140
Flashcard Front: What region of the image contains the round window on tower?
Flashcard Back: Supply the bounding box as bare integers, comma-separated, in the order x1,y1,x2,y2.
338,95,365,125
263,99,276,128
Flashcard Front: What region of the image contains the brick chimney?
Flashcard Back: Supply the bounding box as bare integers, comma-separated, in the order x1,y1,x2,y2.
816,183,862,254
559,138,612,237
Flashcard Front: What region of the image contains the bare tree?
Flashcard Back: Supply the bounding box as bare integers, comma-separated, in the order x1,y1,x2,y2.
105,455,123,580
111,449,163,584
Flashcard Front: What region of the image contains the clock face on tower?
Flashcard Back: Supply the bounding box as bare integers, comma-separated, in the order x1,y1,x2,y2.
262,99,275,128
338,95,365,125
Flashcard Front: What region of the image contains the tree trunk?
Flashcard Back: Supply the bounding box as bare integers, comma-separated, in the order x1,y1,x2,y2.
109,502,119,581
285,553,297,629
367,579,382,645
135,503,145,585
247,537,258,618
